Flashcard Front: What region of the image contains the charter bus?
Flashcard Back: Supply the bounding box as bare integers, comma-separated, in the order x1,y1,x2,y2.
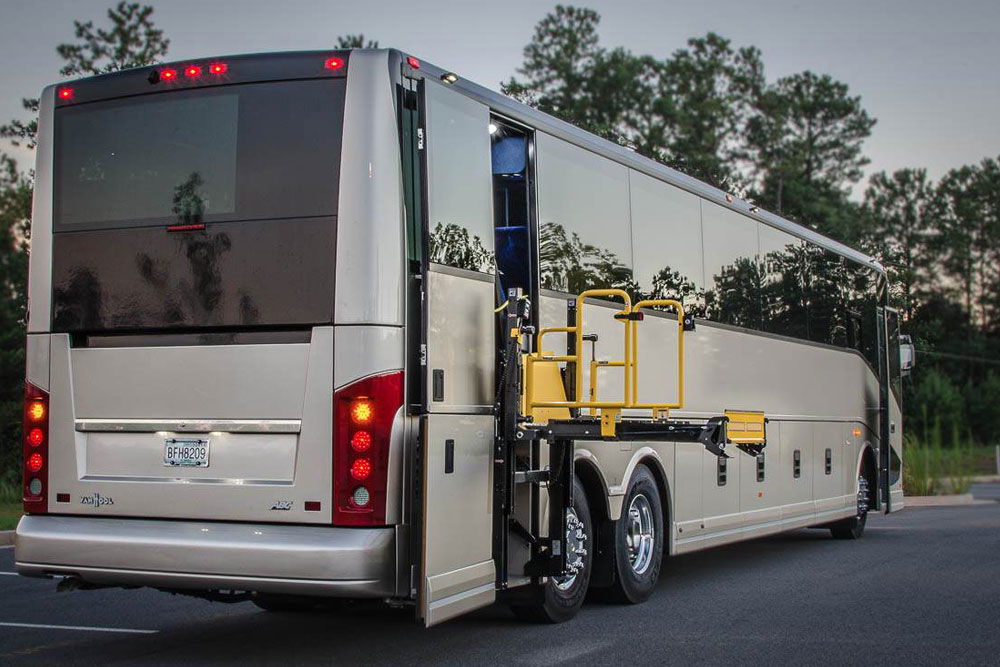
15,49,908,626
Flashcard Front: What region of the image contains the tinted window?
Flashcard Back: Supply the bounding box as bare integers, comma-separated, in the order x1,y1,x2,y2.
536,133,632,294
425,82,494,273
845,261,880,368
55,79,345,230
807,249,848,347
759,224,807,339
701,201,760,329
630,171,705,315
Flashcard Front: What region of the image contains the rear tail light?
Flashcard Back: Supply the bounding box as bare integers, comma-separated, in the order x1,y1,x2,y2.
333,371,403,526
23,382,50,514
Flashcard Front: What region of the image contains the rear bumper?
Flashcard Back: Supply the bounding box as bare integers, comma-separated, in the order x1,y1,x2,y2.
14,515,399,598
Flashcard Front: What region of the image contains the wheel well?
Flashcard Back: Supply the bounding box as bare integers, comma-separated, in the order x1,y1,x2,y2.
636,456,671,553
575,459,608,523
860,446,877,496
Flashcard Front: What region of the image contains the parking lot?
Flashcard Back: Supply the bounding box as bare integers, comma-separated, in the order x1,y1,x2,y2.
2,486,999,666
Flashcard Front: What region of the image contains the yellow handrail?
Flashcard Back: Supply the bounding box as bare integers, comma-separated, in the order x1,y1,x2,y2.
631,299,684,414
524,290,686,422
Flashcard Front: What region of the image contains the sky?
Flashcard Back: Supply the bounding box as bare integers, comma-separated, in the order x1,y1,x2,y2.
1,0,998,196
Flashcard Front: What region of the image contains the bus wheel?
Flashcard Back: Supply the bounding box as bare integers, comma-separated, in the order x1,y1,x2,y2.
831,474,870,540
605,464,664,604
510,476,592,623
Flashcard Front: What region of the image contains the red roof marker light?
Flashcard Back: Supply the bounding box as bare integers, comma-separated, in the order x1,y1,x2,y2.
406,56,420,69
58,88,73,100
160,69,177,80
324,57,344,70
185,65,202,77
209,63,228,75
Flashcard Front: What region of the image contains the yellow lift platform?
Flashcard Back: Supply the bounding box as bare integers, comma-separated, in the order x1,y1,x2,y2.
492,287,767,588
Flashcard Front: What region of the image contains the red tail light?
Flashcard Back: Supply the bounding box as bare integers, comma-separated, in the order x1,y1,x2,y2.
333,371,403,526
23,382,50,514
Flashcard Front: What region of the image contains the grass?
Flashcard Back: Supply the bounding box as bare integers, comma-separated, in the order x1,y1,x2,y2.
903,423,978,496
0,502,20,531
0,476,22,531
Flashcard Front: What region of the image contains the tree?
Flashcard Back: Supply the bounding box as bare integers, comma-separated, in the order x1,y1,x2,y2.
336,34,379,49
0,154,32,483
863,168,935,322
744,71,876,240
0,3,170,487
653,33,763,189
503,6,603,127
504,8,766,189
935,158,1000,333
1,2,169,150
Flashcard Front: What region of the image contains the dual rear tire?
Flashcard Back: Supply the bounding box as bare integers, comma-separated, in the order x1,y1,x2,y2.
511,464,665,622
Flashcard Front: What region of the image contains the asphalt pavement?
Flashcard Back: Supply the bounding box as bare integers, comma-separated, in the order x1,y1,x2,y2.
2,485,999,666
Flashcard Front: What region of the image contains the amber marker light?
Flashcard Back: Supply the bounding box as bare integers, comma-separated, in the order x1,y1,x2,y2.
28,401,45,422
350,399,373,425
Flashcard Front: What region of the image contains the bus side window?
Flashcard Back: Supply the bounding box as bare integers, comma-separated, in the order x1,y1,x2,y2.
425,83,494,274
702,200,761,330
535,133,633,294
630,170,705,315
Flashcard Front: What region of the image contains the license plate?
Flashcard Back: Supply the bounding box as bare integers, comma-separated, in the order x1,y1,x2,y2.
164,438,210,468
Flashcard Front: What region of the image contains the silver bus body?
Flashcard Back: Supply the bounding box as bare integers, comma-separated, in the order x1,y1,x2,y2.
15,49,904,625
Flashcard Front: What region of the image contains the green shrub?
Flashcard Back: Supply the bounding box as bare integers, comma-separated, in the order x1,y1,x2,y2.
903,422,977,496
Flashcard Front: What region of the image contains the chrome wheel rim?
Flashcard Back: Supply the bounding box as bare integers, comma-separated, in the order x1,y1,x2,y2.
554,508,588,591
857,475,870,520
626,494,655,575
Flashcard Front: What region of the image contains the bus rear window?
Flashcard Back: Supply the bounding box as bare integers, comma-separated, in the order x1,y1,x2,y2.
54,78,345,230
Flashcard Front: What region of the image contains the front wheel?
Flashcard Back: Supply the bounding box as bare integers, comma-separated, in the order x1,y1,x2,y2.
510,476,593,623
604,464,664,604
830,473,870,540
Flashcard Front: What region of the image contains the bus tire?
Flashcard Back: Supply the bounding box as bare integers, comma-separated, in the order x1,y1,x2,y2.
510,476,593,623
830,472,870,540
605,464,664,604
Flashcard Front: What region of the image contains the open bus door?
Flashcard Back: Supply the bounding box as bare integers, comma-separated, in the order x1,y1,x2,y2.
403,70,498,626
876,303,895,512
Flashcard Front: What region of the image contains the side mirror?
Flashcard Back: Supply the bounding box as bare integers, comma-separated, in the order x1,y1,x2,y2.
899,335,915,377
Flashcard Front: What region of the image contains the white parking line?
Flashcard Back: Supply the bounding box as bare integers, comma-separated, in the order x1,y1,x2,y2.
0,622,157,634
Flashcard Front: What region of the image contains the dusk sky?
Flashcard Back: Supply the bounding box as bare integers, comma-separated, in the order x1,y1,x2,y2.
1,0,998,196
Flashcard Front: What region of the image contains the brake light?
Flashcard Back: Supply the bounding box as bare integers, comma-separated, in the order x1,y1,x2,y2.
333,371,403,526
23,382,50,514
27,453,44,473
351,430,372,452
350,458,372,481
